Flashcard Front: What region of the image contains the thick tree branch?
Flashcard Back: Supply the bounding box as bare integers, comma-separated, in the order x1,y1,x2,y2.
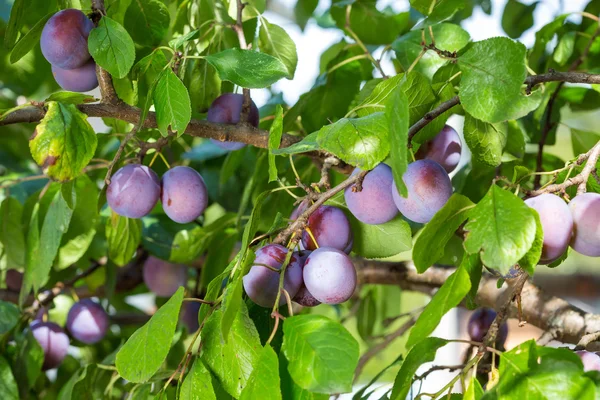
408,96,460,144
355,260,600,348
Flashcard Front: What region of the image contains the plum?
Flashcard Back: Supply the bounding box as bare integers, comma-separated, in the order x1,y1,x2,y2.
524,194,573,264
41,9,93,70
569,193,600,257
302,247,356,304
31,322,70,370
161,166,208,224
207,93,259,150
143,256,188,297
467,308,508,345
52,60,98,92
180,301,201,333
301,206,353,253
5,269,23,292
106,164,161,219
576,350,600,372
242,244,303,308
291,251,320,307
344,164,398,225
415,125,462,173
66,299,109,344
290,199,309,221
391,159,452,224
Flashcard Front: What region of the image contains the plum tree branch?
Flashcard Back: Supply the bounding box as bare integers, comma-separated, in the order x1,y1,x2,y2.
526,139,600,196
356,259,600,348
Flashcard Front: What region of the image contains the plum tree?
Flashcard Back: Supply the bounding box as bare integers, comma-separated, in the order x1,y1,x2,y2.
301,206,353,253
302,247,356,304
66,299,109,344
180,301,201,333
291,251,321,307
467,308,508,345
569,193,600,257
106,164,161,219
576,351,600,372
31,322,70,370
161,166,208,224
207,93,260,150
52,60,98,92
524,194,573,264
242,244,303,308
415,125,462,173
391,159,453,223
5,269,22,292
40,9,93,70
344,164,398,225
143,257,188,297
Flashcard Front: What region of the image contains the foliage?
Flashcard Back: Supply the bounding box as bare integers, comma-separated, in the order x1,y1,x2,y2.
0,0,600,399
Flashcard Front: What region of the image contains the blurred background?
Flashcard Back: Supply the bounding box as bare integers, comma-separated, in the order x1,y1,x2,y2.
2,0,600,397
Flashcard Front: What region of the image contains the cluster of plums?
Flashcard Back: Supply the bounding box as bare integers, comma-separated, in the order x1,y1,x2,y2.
524,192,600,262
344,125,461,226
107,164,208,223
41,9,99,93
31,299,109,370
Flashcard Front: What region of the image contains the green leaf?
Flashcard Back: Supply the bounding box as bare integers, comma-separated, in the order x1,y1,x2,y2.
227,0,266,21
413,194,475,273
518,208,543,276
220,275,245,343
463,113,508,167
204,49,289,88
13,330,44,395
240,345,281,400
571,128,600,156
464,377,484,400
57,176,99,269
65,364,112,400
464,185,536,274
179,359,216,400
0,301,20,335
106,212,142,266
387,86,409,197
353,355,404,400
460,253,482,309
88,16,136,79
189,57,221,114
28,188,74,292
553,31,576,65
202,303,261,398
124,0,170,46
116,287,184,383
331,2,409,45
317,112,390,170
259,18,298,79
142,215,207,264
501,0,538,39
0,197,25,269
4,0,25,50
282,315,359,394
457,37,527,123
271,132,319,156
349,214,412,259
0,356,18,400
20,203,39,306
45,92,98,105
9,13,52,64
356,289,377,340
393,23,470,79
483,340,596,400
412,0,466,24
295,0,318,30
406,266,470,348
30,102,98,181
268,105,284,182
390,337,448,400
153,68,192,137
